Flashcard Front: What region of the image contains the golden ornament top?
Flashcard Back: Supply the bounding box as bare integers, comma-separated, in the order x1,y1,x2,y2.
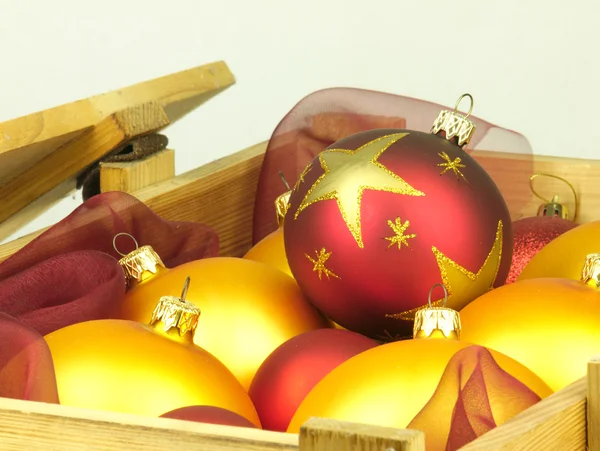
537,195,569,219
275,190,292,226
118,245,166,285
581,253,600,289
149,277,200,342
413,284,461,340
430,93,476,148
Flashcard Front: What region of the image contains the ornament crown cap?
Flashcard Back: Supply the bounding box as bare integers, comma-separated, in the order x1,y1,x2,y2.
275,171,292,226
150,277,200,339
530,173,577,221
114,233,166,286
431,93,476,148
581,254,600,289
413,284,461,340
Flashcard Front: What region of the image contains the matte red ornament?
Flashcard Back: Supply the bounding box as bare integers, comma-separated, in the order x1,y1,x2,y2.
160,405,258,429
283,96,513,340
248,328,378,432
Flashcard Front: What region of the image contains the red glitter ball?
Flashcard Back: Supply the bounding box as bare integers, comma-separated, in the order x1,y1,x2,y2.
506,216,578,283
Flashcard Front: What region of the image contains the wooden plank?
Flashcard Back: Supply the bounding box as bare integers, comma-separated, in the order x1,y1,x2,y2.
100,148,176,193
0,102,170,234
588,357,600,451
299,418,425,451
1,144,599,263
459,377,587,450
0,396,298,451
0,61,235,187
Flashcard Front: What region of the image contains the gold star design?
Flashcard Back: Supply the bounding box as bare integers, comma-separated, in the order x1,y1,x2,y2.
437,151,467,182
294,163,313,191
388,220,504,320
294,134,425,248
306,248,340,280
385,217,416,250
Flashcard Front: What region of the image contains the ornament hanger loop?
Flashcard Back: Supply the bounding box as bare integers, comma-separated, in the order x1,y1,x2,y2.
428,283,449,308
180,276,191,302
112,232,139,257
529,173,578,221
453,93,474,119
278,170,291,191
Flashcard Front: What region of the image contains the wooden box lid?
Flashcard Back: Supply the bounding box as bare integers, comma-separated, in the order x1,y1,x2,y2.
0,60,235,241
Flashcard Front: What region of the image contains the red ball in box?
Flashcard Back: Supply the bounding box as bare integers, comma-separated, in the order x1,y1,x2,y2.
283,127,512,340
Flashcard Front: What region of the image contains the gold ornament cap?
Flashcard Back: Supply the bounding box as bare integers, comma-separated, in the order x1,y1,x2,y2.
113,233,166,286
413,284,461,340
430,93,476,148
581,254,600,289
537,195,569,219
275,191,292,226
150,276,200,340
275,171,292,226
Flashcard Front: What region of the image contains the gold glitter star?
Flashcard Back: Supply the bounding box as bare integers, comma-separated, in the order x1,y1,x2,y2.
306,248,340,280
437,151,467,182
294,134,425,248
294,163,313,191
385,217,416,250
388,220,504,320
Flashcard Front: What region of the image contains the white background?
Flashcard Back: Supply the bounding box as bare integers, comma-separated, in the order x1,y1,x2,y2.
1,0,597,242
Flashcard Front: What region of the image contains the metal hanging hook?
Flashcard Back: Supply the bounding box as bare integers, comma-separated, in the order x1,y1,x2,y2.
112,232,139,257
453,93,474,119
427,283,449,308
180,276,191,302
278,171,291,191
529,173,578,221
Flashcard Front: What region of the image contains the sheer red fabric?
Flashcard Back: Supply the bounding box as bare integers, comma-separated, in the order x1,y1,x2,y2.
0,191,219,403
252,88,534,243
407,345,542,451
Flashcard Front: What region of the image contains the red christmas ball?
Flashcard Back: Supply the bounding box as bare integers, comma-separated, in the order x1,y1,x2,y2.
284,129,512,339
248,328,378,431
160,405,258,428
506,216,577,283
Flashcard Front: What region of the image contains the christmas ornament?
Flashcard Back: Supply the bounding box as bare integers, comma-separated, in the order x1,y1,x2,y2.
112,240,330,389
287,285,552,434
160,406,258,428
244,173,293,278
248,328,378,432
283,94,513,339
506,173,578,283
461,253,600,391
517,220,599,284
45,278,260,425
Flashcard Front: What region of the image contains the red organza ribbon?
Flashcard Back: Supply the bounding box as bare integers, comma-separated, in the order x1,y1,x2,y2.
0,191,219,402
252,88,534,243
407,345,542,450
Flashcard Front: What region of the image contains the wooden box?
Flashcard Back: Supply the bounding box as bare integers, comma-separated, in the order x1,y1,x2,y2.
0,65,599,450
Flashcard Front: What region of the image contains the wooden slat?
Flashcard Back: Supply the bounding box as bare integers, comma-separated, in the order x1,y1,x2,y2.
459,377,587,450
588,358,600,451
0,61,235,187
0,102,170,238
299,418,425,451
0,396,297,451
100,148,176,193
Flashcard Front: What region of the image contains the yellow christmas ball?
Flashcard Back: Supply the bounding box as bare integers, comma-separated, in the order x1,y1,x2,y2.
287,286,552,434
45,281,260,425
461,253,600,392
244,227,293,278
517,219,592,281
113,250,330,389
